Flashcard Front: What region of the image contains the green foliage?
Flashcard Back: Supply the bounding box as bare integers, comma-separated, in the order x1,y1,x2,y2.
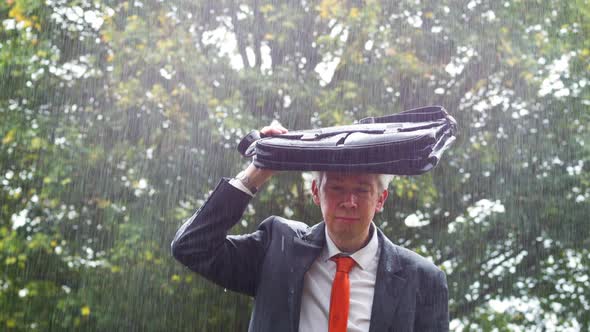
1,0,589,330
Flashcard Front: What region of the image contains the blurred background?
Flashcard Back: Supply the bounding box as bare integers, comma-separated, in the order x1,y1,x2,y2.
1,0,588,330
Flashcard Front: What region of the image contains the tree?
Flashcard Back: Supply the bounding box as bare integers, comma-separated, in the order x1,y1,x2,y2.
1,0,588,330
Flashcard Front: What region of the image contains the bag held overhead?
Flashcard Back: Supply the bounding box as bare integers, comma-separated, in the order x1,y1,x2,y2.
237,106,458,175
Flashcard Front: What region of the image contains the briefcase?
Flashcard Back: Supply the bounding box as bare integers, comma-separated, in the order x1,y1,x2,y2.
237,106,457,175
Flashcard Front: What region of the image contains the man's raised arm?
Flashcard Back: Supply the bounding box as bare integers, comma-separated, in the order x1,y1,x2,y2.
170,124,286,296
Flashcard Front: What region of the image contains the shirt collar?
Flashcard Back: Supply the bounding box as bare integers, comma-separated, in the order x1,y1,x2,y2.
323,223,379,271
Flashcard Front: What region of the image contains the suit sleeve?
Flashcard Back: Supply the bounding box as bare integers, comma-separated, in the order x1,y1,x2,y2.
170,178,270,297
415,269,449,331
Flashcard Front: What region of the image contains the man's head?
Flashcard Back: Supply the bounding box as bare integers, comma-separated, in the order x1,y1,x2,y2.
311,172,391,252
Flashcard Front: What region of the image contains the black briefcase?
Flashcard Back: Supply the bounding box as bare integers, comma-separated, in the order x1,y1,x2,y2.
237,106,457,175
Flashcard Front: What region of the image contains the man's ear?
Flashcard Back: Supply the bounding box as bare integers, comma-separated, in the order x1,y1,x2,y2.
311,179,321,205
375,189,389,212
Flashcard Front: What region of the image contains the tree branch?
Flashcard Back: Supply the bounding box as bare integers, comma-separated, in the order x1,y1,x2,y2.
252,0,262,69
230,0,250,68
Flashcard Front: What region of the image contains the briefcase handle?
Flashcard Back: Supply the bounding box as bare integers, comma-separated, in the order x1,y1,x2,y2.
237,105,457,157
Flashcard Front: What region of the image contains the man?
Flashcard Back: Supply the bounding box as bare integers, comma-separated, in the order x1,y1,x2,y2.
171,124,449,331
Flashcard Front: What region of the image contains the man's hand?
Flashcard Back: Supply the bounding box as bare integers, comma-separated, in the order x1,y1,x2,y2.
260,122,288,137
237,122,288,190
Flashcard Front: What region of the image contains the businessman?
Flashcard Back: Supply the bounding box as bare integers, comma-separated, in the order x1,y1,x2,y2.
171,124,449,331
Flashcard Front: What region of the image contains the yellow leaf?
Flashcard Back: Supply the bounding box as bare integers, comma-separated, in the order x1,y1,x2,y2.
6,319,16,328
6,257,17,265
171,274,181,282
424,12,434,19
31,137,43,149
96,199,111,209
9,3,35,28
81,306,91,316
521,72,534,82
318,0,340,19
101,32,112,43
349,7,359,18
260,4,274,14
208,98,219,108
2,129,16,145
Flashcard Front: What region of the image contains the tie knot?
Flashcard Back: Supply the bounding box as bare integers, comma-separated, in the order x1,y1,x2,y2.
331,256,356,273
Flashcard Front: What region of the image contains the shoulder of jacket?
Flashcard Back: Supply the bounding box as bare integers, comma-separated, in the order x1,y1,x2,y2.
381,236,444,277
259,216,311,235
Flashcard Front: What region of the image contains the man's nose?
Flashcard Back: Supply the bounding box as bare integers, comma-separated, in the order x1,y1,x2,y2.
340,192,358,208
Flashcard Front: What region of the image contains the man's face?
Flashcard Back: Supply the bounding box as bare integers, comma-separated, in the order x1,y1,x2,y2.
312,172,388,251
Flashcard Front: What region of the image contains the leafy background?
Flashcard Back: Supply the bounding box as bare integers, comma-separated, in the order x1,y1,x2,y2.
1,0,589,330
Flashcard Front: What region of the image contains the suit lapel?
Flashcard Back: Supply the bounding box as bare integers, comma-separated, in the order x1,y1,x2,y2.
288,222,325,332
287,224,407,332
368,230,407,332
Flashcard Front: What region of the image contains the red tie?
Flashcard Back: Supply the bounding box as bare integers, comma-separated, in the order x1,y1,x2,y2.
329,256,356,332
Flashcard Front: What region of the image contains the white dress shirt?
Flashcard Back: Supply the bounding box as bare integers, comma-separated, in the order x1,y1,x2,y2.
298,224,380,332
229,177,257,196
228,180,380,331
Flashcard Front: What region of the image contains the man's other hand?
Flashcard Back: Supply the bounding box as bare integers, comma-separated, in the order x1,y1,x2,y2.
238,122,288,190
260,121,288,136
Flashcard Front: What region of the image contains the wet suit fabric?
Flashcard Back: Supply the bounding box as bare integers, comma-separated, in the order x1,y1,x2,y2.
171,179,449,332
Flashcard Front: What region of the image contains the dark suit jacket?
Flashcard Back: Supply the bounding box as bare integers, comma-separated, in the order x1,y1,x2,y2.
171,179,449,331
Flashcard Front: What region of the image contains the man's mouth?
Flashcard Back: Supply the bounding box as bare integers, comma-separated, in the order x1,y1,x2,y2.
335,217,360,222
